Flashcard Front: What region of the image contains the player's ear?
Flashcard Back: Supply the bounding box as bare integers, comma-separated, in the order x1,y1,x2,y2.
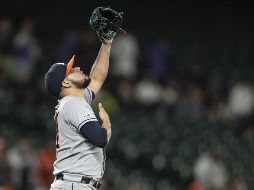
62,79,71,88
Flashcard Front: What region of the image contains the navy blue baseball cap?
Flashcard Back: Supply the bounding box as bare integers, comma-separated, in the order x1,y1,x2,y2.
45,55,75,98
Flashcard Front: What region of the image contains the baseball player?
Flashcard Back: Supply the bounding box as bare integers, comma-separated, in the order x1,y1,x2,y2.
45,37,113,190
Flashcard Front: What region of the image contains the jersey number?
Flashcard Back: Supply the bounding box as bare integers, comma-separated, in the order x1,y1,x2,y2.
54,105,60,149
56,126,60,149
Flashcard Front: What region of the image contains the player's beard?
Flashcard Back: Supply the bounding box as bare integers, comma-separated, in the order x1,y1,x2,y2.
70,77,91,89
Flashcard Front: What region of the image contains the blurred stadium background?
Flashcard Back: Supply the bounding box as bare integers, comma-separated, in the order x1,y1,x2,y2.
0,0,254,189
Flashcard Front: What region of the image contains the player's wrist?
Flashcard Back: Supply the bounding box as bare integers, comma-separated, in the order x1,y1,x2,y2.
106,127,112,143
102,40,113,47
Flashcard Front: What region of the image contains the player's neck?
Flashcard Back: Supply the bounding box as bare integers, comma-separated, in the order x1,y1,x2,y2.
65,88,85,98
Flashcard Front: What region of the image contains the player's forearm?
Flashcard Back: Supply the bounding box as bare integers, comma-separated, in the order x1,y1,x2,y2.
89,43,112,83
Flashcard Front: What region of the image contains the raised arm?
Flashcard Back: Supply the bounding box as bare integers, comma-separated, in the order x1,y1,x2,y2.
88,40,113,95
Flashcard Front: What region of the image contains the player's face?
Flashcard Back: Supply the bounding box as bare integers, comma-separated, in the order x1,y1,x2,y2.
66,67,91,89
68,67,85,80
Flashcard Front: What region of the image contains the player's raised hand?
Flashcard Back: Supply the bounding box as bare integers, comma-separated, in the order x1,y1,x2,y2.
98,103,109,122
103,39,113,45
99,103,112,142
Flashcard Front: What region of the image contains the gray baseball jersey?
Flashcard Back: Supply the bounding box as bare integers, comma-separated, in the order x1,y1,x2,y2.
53,88,105,180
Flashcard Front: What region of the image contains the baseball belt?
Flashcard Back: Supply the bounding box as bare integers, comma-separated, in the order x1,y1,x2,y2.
56,173,101,189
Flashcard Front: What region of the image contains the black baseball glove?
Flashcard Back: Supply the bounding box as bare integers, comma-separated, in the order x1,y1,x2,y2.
89,7,124,43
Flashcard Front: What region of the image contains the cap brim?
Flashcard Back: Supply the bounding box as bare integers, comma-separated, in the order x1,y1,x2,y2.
65,55,75,77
